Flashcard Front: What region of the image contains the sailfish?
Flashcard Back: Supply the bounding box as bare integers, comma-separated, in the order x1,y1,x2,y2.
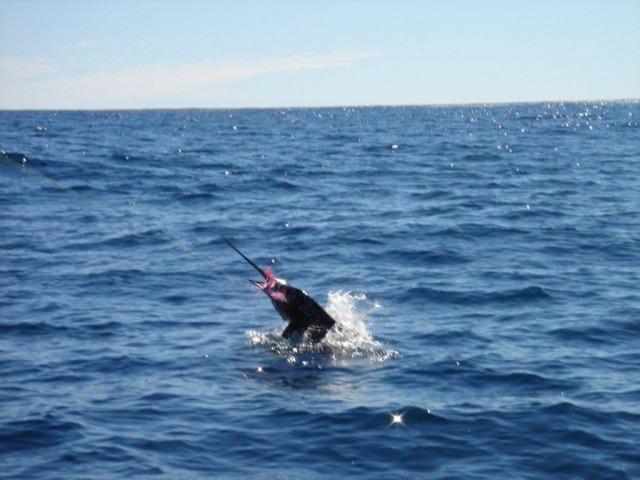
224,238,336,343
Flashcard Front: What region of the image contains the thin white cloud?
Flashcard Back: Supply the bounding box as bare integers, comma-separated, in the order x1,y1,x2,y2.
0,51,378,109
0,57,62,77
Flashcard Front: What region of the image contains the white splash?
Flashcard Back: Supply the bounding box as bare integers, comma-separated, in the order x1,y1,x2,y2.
324,291,380,351
245,290,399,362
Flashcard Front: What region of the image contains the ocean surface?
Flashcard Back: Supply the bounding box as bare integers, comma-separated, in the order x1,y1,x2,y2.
1,101,639,479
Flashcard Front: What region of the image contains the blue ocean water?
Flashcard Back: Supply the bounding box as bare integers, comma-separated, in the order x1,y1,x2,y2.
1,102,639,479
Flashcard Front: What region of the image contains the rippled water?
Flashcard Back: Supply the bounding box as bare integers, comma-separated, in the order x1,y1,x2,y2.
1,102,639,479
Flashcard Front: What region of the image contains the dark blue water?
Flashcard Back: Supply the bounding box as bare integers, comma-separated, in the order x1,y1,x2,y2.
1,102,639,479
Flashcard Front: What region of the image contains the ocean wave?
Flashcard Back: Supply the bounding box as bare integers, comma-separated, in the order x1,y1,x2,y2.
395,285,549,305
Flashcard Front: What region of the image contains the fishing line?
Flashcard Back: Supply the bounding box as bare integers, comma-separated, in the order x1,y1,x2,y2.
1,150,237,282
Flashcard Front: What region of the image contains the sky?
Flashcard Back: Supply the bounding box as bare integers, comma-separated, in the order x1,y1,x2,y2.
0,0,638,109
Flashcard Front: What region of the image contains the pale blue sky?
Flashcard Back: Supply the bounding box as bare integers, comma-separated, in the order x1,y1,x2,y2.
1,0,638,109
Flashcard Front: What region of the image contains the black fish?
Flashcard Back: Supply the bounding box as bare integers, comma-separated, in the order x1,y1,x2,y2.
224,238,336,343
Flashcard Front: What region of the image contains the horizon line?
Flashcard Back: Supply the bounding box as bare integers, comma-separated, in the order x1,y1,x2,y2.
0,97,637,112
